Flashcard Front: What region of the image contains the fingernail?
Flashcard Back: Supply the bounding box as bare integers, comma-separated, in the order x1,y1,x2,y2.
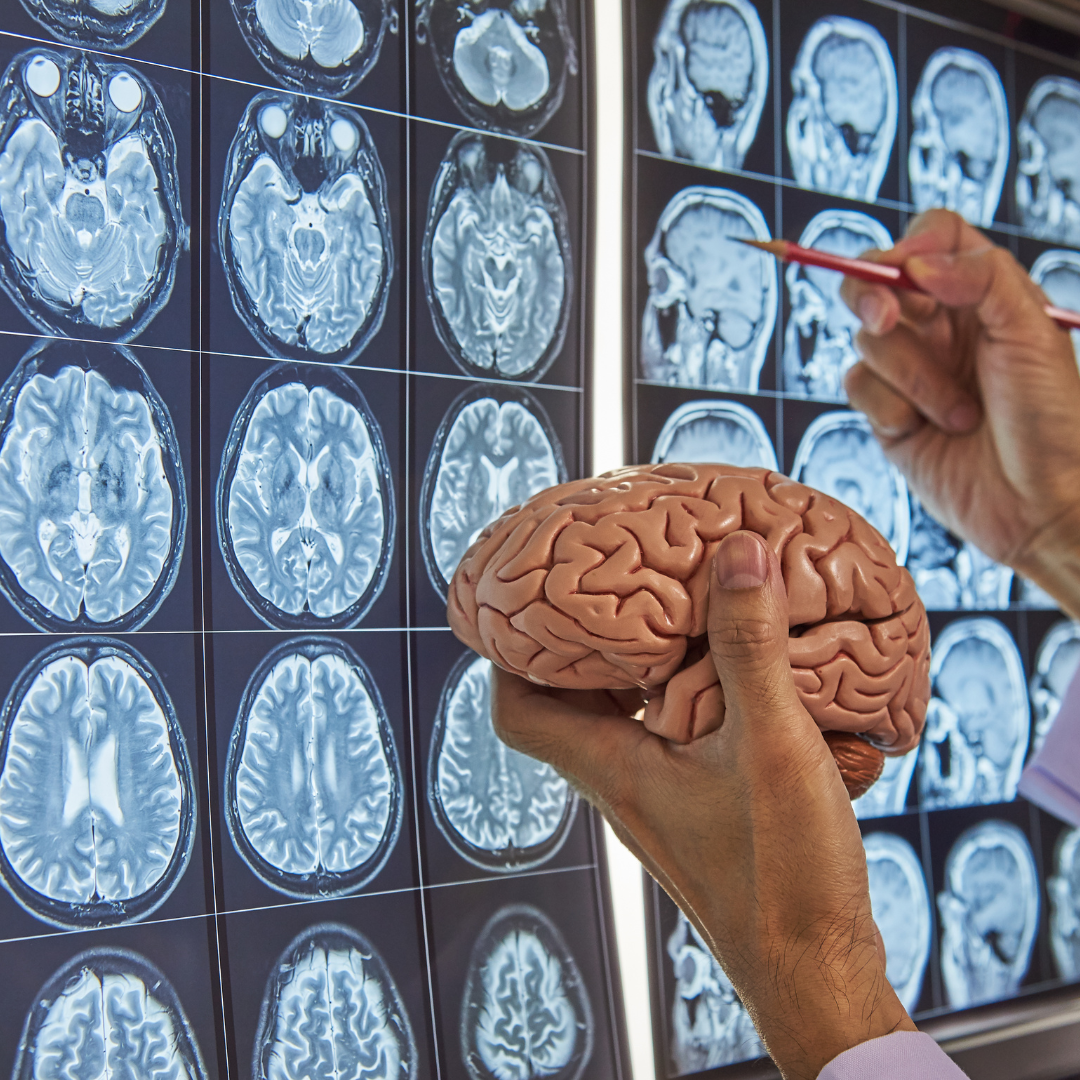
857,292,886,333
715,532,768,589
947,400,980,433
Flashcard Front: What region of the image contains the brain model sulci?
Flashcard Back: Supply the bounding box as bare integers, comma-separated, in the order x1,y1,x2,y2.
448,463,932,799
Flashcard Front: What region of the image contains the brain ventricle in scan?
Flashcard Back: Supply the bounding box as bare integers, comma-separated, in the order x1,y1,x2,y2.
220,93,392,365
0,638,195,928
0,50,185,341
0,341,186,633
17,0,167,48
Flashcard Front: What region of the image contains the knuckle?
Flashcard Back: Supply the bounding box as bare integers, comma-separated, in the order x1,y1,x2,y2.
711,618,781,666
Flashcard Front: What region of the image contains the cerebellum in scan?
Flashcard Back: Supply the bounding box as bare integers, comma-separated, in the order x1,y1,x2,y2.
18,0,167,48
0,638,195,929
220,92,392,364
0,50,185,342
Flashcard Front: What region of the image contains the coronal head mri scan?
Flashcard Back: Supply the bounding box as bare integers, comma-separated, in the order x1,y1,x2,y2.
0,637,195,929
422,386,566,597
909,47,1009,227
12,948,207,1080
919,618,1030,811
939,820,1039,1008
219,92,392,365
784,212,893,400
646,0,768,171
787,17,897,202
651,399,777,469
462,904,593,1080
852,751,918,820
0,49,185,342
429,652,576,871
1031,621,1080,755
1031,249,1080,363
1050,828,1080,980
641,186,777,392
217,363,394,630
1017,77,1080,245
423,131,572,381
0,340,187,633
225,637,402,898
416,0,577,137
863,833,931,1013
18,0,166,48
254,923,417,1080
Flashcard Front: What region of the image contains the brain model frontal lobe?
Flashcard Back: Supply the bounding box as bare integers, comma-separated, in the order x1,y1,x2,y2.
449,463,931,797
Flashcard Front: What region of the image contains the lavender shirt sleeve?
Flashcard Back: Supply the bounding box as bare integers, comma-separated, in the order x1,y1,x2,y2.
817,1032,969,1079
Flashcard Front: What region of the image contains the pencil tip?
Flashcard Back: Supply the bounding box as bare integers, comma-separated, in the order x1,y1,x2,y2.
735,237,786,256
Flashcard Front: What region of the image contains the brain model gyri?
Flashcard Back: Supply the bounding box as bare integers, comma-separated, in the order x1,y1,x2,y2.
449,463,931,798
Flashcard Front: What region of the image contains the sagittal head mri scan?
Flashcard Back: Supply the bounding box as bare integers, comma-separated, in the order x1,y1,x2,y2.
462,904,593,1080
784,211,893,400
0,49,185,342
217,363,394,630
646,0,768,171
1030,249,1080,364
423,131,572,381
919,618,1030,811
651,399,777,469
641,186,777,392
0,637,195,929
254,923,417,1080
1018,77,1080,245
429,652,576,871
225,636,401,898
852,751,918,820
220,92,392,365
787,17,897,202
1031,620,1080,755
18,0,166,48
1050,828,1080,980
939,820,1039,1008
0,340,187,634
909,47,1009,227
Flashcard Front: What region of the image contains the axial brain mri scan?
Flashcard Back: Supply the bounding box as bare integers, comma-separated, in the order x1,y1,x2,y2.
218,365,393,630
641,186,777,392
254,923,417,1080
909,47,1009,227
1030,249,1080,363
1050,827,1080,980
939,820,1039,1008
18,0,167,47
0,638,195,929
1031,620,1080,755
424,132,572,381
225,637,401,898
0,341,187,633
0,50,185,342
1017,77,1080,245
646,0,769,170
651,399,778,470
784,212,894,400
220,92,391,365
429,652,576,871
462,904,593,1080
787,17,897,202
919,618,1030,811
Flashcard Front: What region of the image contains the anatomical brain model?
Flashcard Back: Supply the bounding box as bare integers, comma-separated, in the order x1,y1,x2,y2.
448,463,931,799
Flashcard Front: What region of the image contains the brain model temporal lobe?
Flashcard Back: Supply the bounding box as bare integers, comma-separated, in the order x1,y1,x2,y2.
221,93,392,365
0,638,195,929
219,365,393,629
424,132,571,381
463,904,593,1080
448,463,932,799
226,637,402,897
18,0,166,48
0,50,185,341
0,341,186,633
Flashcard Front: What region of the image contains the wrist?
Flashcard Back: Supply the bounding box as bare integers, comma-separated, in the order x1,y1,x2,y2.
1013,500,1080,619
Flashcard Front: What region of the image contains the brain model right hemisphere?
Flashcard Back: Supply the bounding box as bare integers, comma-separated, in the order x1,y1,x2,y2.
449,463,932,799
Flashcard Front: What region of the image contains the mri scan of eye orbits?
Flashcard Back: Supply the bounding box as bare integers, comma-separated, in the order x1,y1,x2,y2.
0,341,186,634
422,386,566,598
430,653,576,872
918,618,1029,811
225,637,402,898
255,923,417,1080
641,186,777,392
1018,77,1080,245
1031,249,1080,365
651,399,777,469
217,364,394,630
784,211,893,401
790,412,910,563
909,48,1009,228
424,132,571,381
1050,827,1080,980
220,92,392,364
787,17,897,202
939,820,1039,1008
1031,620,1080,756
12,948,207,1080
852,752,917,820
0,50,185,342
462,904,593,1080
646,0,768,171
17,0,167,48
0,638,195,929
